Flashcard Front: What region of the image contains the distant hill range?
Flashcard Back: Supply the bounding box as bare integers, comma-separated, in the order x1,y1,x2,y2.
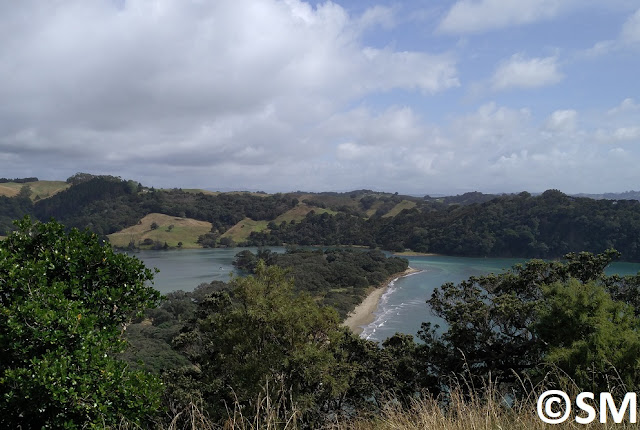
3,174,640,261
574,190,640,200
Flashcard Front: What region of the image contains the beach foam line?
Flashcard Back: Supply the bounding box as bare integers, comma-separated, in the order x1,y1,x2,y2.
344,266,422,336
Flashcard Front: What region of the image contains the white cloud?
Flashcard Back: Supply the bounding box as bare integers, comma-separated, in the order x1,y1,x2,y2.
1,1,639,195
610,127,640,141
356,5,396,31
546,110,578,132
491,55,563,90
0,0,459,186
621,8,640,44
607,98,640,116
437,0,570,34
578,7,640,57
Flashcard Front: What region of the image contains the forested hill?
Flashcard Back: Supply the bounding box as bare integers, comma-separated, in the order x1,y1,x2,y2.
248,190,640,261
2,174,640,260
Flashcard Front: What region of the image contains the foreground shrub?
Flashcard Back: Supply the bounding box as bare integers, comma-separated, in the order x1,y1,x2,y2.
0,217,163,428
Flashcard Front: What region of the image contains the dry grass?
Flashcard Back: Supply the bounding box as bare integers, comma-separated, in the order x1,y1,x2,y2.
381,200,416,218
0,184,19,197
155,374,640,430
274,204,336,223
221,218,270,243
0,180,69,200
221,204,336,243
107,213,212,249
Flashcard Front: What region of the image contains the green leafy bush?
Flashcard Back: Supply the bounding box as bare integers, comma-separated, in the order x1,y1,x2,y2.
0,217,163,428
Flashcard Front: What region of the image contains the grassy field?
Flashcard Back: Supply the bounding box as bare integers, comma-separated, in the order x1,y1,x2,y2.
0,181,69,200
107,213,212,249
221,217,270,243
274,203,336,222
382,200,417,218
221,204,337,243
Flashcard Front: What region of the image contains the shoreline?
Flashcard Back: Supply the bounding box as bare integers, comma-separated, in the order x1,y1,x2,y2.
392,251,439,257
343,266,421,335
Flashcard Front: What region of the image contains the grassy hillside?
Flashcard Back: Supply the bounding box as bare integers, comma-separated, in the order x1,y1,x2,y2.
221,203,337,243
382,199,416,217
107,213,212,249
220,217,270,243
274,203,336,222
0,181,69,200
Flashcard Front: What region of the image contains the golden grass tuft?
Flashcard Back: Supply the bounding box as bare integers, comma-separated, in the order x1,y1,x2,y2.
155,374,640,430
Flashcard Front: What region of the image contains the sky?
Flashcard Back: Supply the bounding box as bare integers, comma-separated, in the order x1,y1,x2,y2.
1,0,639,195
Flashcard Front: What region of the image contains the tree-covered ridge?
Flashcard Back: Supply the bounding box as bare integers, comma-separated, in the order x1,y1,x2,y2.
4,174,640,260
20,176,298,236
233,248,409,317
0,177,38,183
248,190,640,261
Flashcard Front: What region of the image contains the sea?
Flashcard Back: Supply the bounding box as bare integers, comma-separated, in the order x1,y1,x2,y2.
130,249,640,343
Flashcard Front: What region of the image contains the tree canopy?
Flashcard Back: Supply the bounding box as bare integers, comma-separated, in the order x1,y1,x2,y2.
0,217,163,428
419,249,640,393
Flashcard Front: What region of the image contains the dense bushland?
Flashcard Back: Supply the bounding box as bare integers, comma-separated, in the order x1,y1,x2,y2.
4,211,640,426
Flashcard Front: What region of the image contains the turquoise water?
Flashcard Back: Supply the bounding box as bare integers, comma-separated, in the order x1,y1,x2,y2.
129,249,640,340
360,256,525,341
360,255,640,342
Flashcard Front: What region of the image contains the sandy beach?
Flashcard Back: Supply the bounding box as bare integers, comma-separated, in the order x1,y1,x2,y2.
343,266,420,335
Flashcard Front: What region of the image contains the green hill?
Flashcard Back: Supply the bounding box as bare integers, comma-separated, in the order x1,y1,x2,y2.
107,213,212,249
0,180,69,200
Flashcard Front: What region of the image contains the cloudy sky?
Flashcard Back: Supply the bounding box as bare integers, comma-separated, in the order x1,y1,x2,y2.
1,0,639,195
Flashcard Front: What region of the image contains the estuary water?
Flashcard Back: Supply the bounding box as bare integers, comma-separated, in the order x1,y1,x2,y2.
128,247,288,294
130,249,640,342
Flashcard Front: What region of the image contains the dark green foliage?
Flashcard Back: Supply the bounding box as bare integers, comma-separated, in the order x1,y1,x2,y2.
419,249,640,393
233,248,409,318
32,177,297,239
169,263,350,424
536,279,640,391
249,190,640,261
0,177,38,183
0,192,33,235
5,175,640,260
120,282,229,373
166,263,423,426
0,217,163,428
66,172,99,185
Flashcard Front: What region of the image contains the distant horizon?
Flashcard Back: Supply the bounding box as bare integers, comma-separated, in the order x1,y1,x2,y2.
14,174,640,199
